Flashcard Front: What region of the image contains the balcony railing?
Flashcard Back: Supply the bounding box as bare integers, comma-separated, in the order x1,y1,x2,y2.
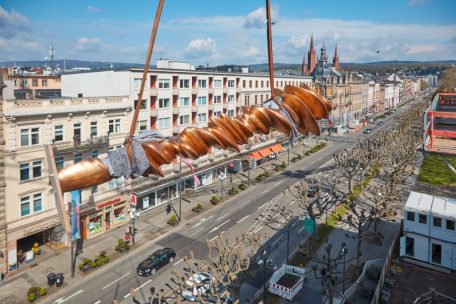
53,135,109,153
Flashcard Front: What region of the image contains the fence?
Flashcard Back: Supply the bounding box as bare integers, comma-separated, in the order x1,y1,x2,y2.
268,264,306,300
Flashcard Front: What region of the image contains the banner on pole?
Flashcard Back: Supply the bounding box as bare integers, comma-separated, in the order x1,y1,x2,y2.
70,190,81,241
304,217,315,235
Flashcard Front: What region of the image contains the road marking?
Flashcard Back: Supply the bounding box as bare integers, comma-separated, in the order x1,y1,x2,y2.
53,289,83,304
259,203,267,209
261,189,268,194
123,279,152,298
209,235,219,242
102,272,130,289
272,235,283,246
289,200,296,206
93,301,101,304
192,215,215,228
173,258,184,266
218,212,230,220
237,215,250,223
209,219,231,233
239,200,251,207
189,227,205,238
253,225,263,234
298,226,305,233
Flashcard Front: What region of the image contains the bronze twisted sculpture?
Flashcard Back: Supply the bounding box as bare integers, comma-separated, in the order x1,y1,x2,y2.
57,85,332,193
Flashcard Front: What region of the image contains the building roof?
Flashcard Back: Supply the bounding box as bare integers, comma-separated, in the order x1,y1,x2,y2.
405,191,456,220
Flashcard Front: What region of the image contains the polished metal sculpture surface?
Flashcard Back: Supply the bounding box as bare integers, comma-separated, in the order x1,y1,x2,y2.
57,85,331,193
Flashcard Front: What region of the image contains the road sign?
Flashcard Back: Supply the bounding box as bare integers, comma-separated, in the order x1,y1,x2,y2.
304,217,315,235
130,194,137,206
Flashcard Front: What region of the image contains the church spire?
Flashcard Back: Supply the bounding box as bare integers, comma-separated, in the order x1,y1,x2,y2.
333,44,340,70
310,34,314,50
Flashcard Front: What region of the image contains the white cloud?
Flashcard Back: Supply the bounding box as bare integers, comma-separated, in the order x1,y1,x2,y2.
245,47,260,57
243,5,279,29
75,37,104,51
0,5,30,38
87,5,102,13
184,38,217,58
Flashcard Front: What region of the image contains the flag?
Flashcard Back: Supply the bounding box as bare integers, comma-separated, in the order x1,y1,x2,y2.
180,157,201,186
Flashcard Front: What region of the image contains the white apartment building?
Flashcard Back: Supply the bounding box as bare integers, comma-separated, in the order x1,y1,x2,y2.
2,95,131,273
401,191,456,270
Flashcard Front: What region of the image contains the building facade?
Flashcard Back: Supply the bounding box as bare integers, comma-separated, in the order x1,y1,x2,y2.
402,191,456,270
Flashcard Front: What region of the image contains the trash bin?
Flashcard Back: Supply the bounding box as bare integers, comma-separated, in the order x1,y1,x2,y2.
55,273,64,287
47,272,56,286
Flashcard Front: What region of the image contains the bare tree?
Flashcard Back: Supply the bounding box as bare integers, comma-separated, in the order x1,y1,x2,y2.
169,233,267,303
339,200,374,266
333,149,365,194
363,183,399,233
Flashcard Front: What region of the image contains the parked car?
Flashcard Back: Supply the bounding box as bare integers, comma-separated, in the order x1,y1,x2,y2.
137,248,176,276
363,127,372,134
377,121,384,125
182,272,214,302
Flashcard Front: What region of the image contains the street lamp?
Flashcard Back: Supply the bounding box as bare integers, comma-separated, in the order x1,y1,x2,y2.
341,244,348,295
259,244,278,304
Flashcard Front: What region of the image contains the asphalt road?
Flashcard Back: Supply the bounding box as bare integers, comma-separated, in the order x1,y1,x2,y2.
43,97,422,304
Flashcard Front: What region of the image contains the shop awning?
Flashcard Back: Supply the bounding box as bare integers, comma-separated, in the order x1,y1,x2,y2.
249,152,262,161
258,148,273,158
270,144,284,153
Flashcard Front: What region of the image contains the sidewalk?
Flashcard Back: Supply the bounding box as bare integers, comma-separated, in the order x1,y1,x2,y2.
0,138,324,304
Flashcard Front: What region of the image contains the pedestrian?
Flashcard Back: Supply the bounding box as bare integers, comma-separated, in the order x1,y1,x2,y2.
17,250,24,264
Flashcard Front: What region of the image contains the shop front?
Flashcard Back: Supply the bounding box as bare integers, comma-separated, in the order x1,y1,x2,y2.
83,195,128,239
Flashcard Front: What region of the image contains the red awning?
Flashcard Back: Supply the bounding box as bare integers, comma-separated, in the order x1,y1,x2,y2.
270,144,284,153
258,148,273,158
249,152,262,161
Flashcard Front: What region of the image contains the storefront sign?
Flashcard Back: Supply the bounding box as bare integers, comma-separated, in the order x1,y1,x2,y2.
130,194,137,206
23,218,61,237
113,206,126,225
7,248,17,272
71,190,81,241
143,197,150,209
96,196,122,210
88,213,103,235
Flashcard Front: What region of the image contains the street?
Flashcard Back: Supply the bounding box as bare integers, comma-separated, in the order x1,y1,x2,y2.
42,98,420,304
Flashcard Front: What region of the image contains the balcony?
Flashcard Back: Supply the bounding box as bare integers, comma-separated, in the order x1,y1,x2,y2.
53,135,109,153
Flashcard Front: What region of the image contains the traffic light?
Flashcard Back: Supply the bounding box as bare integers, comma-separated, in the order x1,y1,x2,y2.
166,203,172,214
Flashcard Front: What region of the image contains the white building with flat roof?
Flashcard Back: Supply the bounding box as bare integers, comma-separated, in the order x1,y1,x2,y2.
401,191,456,270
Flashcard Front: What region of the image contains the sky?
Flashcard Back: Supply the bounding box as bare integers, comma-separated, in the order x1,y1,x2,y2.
1,0,455,65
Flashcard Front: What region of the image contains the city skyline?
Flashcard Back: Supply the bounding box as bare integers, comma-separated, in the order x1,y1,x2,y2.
1,0,456,65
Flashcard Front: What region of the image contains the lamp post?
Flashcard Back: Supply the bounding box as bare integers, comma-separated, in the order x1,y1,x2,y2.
179,157,182,221
219,172,225,199
342,245,348,295
260,244,278,304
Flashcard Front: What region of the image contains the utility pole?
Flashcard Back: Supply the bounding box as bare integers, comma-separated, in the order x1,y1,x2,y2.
179,157,182,221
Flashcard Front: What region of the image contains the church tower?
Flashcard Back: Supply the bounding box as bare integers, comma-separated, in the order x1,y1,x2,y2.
306,34,317,75
301,55,307,75
333,44,340,70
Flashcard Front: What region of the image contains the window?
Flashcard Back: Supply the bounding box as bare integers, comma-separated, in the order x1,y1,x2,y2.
242,80,246,87
33,193,42,212
405,236,414,256
42,79,47,87
133,78,143,89
266,81,269,87
74,123,81,140
55,155,64,169
227,95,235,103
134,99,147,110
21,197,30,217
433,217,442,228
91,150,99,158
54,125,63,141
213,96,222,104
179,115,190,125
20,160,42,181
227,109,235,117
213,111,222,117
21,128,39,147
158,98,170,109
249,80,252,88
227,80,235,88
197,96,207,105
180,79,190,88
260,81,264,88
138,120,147,131
158,117,171,129
447,220,455,231
419,214,427,224
179,97,190,107
90,122,97,136
109,119,121,133
406,211,415,222
431,243,442,264
213,80,222,88
158,79,170,89
255,81,258,88
32,79,38,86
74,153,82,163
22,79,28,87
197,113,207,123
198,79,207,88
